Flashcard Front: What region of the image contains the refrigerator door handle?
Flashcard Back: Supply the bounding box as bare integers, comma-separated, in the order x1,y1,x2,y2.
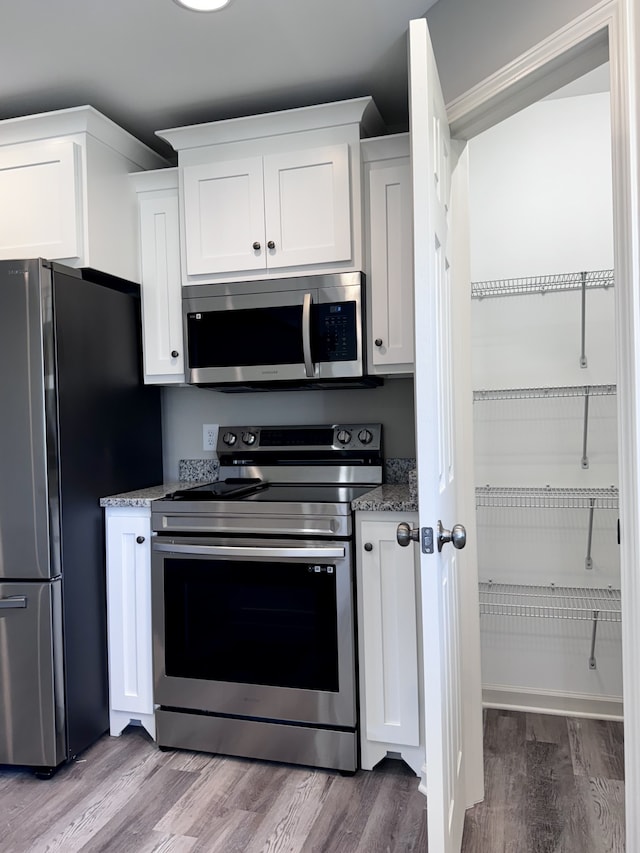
0,596,27,610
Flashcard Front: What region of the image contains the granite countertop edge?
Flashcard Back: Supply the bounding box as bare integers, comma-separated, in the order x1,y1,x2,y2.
351,484,418,513
100,480,213,508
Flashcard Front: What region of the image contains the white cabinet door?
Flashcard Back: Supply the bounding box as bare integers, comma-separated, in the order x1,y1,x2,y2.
357,513,423,777
0,140,82,261
105,507,155,739
138,190,184,383
183,157,265,275
263,144,352,269
368,160,415,372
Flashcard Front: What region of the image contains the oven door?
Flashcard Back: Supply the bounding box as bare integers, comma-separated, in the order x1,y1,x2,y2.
151,536,356,728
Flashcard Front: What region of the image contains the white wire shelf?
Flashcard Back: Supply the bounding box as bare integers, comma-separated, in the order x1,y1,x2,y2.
471,269,614,299
478,581,621,622
475,486,619,510
473,384,616,402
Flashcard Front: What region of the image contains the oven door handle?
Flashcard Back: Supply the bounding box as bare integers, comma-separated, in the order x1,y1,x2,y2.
153,542,346,559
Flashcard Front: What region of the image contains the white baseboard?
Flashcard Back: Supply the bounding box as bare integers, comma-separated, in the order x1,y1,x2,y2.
482,685,624,721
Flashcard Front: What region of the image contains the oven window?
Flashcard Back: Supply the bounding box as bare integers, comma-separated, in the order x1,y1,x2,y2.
163,559,339,692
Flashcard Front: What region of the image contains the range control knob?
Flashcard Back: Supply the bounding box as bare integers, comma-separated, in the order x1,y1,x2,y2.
336,429,352,445
358,428,373,445
242,431,257,446
222,431,238,446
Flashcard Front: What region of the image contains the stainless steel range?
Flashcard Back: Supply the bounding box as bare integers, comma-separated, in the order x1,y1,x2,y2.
151,423,383,773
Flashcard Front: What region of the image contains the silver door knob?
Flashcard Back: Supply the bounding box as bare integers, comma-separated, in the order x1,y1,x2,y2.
136,536,145,544
437,521,466,552
267,240,276,250
396,522,419,547
171,350,179,358
375,338,383,347
253,241,261,250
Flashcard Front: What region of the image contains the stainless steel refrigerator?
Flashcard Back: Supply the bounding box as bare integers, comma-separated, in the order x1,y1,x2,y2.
0,259,163,776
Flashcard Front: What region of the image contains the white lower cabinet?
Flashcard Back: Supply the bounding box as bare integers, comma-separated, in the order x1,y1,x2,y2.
104,506,155,739
356,512,423,775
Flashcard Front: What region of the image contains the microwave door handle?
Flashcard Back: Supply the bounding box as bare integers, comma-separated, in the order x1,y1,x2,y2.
302,292,315,378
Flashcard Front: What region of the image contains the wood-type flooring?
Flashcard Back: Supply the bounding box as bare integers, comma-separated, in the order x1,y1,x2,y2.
0,709,624,852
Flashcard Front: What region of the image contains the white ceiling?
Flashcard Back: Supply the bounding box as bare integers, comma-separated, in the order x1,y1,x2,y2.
1,0,436,160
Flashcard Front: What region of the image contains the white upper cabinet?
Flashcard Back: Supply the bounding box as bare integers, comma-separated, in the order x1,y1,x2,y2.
362,134,415,375
0,107,166,281
158,98,384,285
132,169,185,385
0,139,82,260
183,146,351,276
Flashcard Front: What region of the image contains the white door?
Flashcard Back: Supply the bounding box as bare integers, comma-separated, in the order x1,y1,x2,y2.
408,18,478,853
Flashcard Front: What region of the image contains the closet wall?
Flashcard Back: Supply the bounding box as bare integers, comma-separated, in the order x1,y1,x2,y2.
468,77,622,718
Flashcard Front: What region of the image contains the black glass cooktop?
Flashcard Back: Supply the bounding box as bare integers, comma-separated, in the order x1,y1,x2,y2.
165,480,373,504
167,479,266,500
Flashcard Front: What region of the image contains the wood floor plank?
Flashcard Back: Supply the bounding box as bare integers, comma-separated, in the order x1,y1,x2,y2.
568,718,625,781
0,730,162,853
575,776,625,853
242,768,333,853
302,759,426,853
526,712,571,745
189,808,265,853
133,830,199,853
351,767,425,853
153,755,250,836
74,767,198,853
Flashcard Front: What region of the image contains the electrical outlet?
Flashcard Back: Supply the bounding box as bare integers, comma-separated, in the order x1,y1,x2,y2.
202,423,219,452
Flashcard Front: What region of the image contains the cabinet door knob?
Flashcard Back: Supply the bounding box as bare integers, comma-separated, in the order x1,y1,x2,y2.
171,350,179,358
267,240,276,250
136,536,145,544
253,241,261,250
375,338,383,347
364,542,373,551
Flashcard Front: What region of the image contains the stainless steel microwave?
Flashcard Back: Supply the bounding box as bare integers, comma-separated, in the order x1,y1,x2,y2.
182,272,380,391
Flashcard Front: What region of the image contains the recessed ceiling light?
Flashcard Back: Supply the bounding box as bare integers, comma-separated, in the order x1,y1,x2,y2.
173,0,231,10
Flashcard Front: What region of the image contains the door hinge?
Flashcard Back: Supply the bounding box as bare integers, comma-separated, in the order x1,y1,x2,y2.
422,527,434,554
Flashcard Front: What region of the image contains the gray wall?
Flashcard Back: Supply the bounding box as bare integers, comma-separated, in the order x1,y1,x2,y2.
161,378,416,479
426,0,602,103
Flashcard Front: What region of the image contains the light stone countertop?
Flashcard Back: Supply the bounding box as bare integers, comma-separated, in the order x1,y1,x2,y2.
351,483,417,513
99,480,215,508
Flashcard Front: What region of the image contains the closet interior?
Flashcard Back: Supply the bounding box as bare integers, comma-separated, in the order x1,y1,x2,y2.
468,64,622,720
